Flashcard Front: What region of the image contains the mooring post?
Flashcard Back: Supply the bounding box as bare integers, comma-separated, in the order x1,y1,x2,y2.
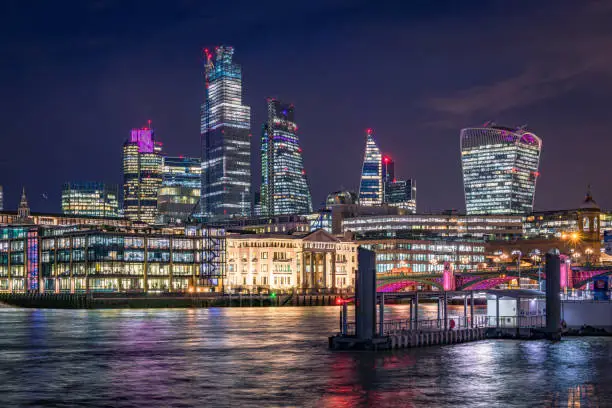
415,292,420,331
463,294,468,328
409,297,413,330
496,294,500,329
379,293,385,337
342,301,348,335
355,248,376,341
444,292,448,331
470,291,474,328
545,250,562,340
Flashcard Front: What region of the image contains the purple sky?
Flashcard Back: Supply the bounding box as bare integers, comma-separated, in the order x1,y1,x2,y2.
1,0,611,213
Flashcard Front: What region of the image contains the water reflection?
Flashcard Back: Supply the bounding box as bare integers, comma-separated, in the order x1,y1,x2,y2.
0,306,609,407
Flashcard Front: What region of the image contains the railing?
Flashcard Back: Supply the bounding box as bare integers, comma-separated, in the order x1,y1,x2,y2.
342,314,546,336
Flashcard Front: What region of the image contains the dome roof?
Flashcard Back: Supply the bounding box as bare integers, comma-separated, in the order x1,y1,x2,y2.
580,187,600,211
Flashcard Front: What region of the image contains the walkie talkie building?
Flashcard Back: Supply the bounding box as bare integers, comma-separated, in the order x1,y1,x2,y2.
460,124,542,215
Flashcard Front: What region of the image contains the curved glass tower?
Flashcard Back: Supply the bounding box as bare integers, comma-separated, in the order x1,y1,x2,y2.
460,124,542,215
358,129,383,206
201,46,251,219
260,98,312,216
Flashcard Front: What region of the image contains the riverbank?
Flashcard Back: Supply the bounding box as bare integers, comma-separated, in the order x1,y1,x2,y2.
0,292,344,309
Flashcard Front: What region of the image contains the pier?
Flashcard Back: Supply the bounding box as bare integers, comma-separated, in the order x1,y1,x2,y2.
329,248,565,350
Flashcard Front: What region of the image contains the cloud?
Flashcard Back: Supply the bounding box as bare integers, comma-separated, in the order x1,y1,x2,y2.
423,1,612,118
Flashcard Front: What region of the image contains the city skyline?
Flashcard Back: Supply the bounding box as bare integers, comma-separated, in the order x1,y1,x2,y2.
1,1,612,214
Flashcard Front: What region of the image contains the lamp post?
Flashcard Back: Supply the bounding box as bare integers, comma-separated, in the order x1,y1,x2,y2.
511,250,522,289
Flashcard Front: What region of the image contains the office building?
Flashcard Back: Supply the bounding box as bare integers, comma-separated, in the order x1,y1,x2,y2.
122,126,163,224
0,225,226,293
157,156,201,224
342,213,524,241
201,46,251,219
261,99,312,216
61,182,119,218
385,179,417,213
0,186,3,211
358,129,383,206
461,124,542,215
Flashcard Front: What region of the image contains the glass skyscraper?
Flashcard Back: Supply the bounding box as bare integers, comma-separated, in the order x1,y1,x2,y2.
358,129,383,206
461,124,542,215
385,179,417,213
157,156,201,224
62,182,119,218
123,126,163,224
200,46,251,219
260,99,312,216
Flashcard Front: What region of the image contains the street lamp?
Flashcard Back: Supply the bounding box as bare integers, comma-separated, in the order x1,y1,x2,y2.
430,257,438,273
585,248,593,265
511,250,522,289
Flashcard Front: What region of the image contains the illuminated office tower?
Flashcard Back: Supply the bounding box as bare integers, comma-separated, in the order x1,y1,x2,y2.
0,185,3,211
385,179,417,213
122,125,163,223
460,124,542,215
261,99,312,216
62,182,119,217
200,46,251,219
157,156,201,224
358,129,383,206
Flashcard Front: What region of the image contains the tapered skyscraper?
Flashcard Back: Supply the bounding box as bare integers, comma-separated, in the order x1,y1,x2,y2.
358,129,383,206
260,99,312,216
461,123,542,215
201,46,251,219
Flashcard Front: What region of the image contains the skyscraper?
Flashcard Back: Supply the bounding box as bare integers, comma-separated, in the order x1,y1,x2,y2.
260,98,312,216
385,179,417,213
62,182,119,217
461,124,542,215
157,156,201,224
123,125,163,223
358,129,383,206
201,46,251,219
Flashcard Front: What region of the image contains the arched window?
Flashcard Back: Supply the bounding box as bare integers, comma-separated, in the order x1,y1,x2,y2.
583,217,589,231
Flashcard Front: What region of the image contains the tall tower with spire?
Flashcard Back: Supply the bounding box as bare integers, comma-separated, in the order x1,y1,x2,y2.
18,187,30,220
358,129,383,206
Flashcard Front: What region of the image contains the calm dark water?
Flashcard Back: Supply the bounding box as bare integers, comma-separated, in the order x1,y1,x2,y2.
0,305,610,407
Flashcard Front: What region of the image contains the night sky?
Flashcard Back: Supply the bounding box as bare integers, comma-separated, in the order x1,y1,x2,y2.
1,0,611,214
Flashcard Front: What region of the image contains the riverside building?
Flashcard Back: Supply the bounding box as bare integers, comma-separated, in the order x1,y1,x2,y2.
201,46,251,219
225,229,358,293
461,123,542,215
0,224,226,293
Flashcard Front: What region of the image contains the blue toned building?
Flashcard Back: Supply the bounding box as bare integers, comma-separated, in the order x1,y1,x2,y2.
201,46,251,220
157,156,201,224
358,129,383,206
461,124,542,215
260,98,312,216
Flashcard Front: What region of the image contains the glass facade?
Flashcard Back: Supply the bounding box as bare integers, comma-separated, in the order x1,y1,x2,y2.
62,182,119,218
260,99,312,216
122,127,163,224
385,179,417,213
358,129,383,206
0,226,226,293
157,156,201,224
201,46,251,219
461,125,542,215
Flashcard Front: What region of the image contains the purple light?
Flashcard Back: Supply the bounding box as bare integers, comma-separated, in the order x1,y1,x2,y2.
130,128,154,153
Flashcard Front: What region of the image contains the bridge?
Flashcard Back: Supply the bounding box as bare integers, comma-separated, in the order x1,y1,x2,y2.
376,265,612,292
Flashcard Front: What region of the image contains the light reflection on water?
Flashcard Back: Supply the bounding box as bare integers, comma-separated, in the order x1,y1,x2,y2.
0,305,609,407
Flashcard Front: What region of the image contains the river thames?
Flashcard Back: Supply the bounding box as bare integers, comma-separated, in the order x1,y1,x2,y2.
0,305,610,407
